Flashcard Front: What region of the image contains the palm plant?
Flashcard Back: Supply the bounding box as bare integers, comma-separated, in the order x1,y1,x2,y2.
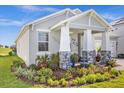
36,55,49,68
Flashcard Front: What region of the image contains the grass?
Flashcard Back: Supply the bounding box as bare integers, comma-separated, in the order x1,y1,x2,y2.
0,48,32,88
0,56,32,88
0,48,12,56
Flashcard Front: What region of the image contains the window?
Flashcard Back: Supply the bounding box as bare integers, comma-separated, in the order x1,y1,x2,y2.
38,32,49,51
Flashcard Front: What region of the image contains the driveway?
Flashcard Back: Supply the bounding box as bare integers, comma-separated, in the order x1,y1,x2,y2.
115,59,124,70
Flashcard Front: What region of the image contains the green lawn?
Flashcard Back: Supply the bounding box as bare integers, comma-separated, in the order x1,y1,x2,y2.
0,56,32,88
0,48,12,56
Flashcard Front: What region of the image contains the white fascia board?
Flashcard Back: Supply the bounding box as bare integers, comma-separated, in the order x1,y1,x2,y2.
50,9,93,30
73,8,82,13
15,25,29,43
15,8,75,43
26,8,75,26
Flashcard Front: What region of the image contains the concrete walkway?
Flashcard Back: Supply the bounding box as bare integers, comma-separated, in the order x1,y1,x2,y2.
114,59,124,70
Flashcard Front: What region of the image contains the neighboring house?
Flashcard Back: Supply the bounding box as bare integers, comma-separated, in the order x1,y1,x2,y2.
110,18,124,56
16,8,113,69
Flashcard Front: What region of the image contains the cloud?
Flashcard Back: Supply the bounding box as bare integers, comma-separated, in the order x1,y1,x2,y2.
102,13,121,21
0,18,27,26
16,5,59,13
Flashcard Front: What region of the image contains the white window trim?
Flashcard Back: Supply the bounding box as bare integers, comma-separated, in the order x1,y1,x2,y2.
36,29,50,55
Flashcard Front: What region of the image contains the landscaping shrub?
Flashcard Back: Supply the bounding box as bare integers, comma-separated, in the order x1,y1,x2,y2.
76,68,87,76
47,78,59,87
87,68,94,74
85,74,96,84
72,79,78,86
96,73,105,82
29,64,37,70
59,78,68,87
103,72,111,80
70,53,79,66
39,76,46,83
87,64,96,74
14,66,26,77
96,53,101,62
75,77,86,85
62,72,73,80
37,68,53,79
66,67,77,76
62,80,68,87
34,76,40,82
12,60,23,68
9,51,13,56
110,68,120,78
106,59,117,67
48,53,59,70
36,55,49,68
72,77,86,86
26,69,36,80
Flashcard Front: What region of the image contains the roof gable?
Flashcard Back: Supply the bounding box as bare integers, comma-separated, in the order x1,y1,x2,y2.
51,9,113,30
16,8,76,42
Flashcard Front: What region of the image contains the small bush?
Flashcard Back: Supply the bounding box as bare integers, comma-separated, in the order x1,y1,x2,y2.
26,69,36,80
62,72,73,80
12,61,23,68
76,68,87,76
36,55,49,68
96,73,105,82
75,77,86,85
14,66,26,77
9,51,13,56
85,74,96,84
47,79,59,87
107,59,117,67
103,72,111,80
60,78,68,87
70,53,79,62
34,76,40,82
29,64,37,70
48,53,59,70
72,77,86,86
67,67,76,75
39,76,46,83
72,79,78,86
87,68,94,74
37,68,53,79
110,68,120,78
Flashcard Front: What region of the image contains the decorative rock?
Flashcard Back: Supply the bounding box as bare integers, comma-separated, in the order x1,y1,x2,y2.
81,50,96,65
59,51,71,69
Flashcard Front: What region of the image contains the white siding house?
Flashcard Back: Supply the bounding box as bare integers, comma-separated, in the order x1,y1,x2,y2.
16,8,113,69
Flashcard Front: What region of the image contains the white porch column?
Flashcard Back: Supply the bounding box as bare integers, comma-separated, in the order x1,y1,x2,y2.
101,31,110,51
82,29,96,64
59,23,71,69
101,31,111,63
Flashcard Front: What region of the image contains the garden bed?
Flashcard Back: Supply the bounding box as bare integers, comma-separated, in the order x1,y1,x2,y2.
11,61,121,88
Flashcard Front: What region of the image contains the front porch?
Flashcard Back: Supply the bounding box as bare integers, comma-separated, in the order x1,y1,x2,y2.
50,10,113,69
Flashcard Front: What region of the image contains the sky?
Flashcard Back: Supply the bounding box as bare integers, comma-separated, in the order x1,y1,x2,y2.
0,5,124,46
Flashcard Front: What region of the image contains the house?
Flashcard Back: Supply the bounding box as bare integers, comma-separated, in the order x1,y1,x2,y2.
110,18,124,56
16,8,113,69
